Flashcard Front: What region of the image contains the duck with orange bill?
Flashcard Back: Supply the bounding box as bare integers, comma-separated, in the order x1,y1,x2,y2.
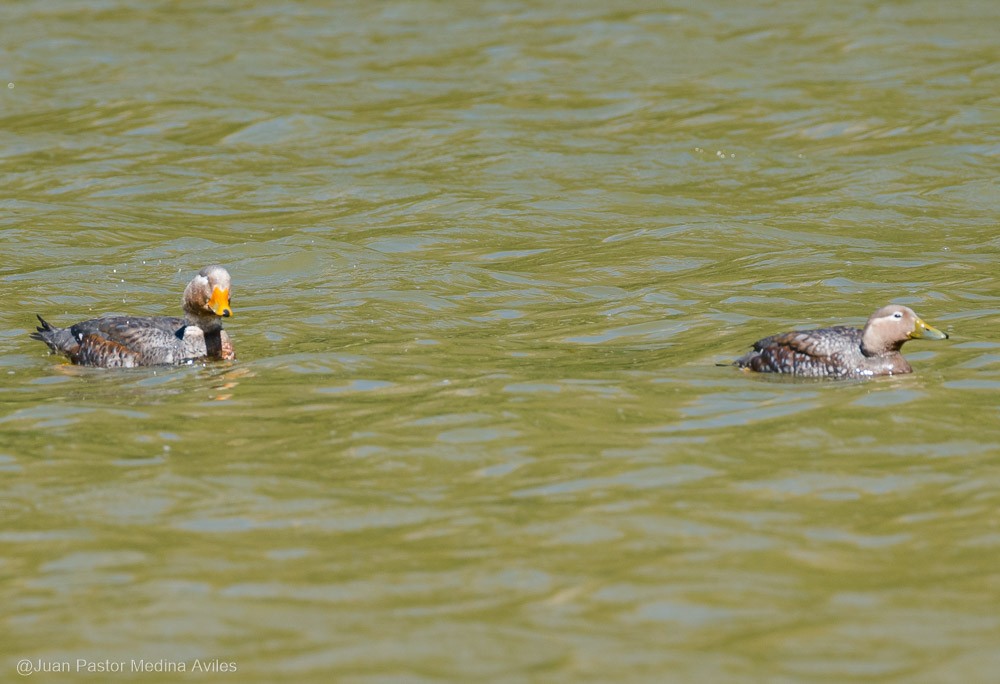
31,265,236,368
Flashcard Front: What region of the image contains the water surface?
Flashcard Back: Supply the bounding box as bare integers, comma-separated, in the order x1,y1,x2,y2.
2,1,999,681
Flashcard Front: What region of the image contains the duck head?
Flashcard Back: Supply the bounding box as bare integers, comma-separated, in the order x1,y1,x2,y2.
861,304,947,355
183,265,233,329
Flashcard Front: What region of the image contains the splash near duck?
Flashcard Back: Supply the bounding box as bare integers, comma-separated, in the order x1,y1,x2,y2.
734,305,948,379
31,265,236,368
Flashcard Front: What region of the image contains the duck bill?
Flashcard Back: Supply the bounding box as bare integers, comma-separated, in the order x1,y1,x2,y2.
208,286,233,318
910,317,947,340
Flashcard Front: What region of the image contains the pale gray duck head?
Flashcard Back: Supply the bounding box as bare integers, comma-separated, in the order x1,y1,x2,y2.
182,265,233,330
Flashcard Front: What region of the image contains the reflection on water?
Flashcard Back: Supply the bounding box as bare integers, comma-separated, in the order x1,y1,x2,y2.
2,0,1000,681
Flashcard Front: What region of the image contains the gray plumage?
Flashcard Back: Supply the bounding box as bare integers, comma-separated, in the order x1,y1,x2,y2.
31,265,235,368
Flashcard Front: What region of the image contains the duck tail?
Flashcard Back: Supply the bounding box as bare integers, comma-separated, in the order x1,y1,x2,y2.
30,315,76,354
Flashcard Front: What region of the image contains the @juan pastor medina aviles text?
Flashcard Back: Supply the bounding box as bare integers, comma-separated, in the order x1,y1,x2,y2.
17,659,237,675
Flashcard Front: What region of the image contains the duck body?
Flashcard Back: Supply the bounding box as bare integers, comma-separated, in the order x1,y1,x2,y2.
31,265,235,369
32,314,234,368
734,305,947,379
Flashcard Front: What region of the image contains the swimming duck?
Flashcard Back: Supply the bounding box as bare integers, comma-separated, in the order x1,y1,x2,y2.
31,265,235,368
734,304,947,378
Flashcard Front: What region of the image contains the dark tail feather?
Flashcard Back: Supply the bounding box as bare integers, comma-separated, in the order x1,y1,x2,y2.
30,314,77,354
30,314,52,342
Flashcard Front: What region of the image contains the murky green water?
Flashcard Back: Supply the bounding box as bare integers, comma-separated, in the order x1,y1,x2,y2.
2,0,999,681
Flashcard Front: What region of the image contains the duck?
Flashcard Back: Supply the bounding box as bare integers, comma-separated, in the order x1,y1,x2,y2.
31,265,235,368
734,304,948,378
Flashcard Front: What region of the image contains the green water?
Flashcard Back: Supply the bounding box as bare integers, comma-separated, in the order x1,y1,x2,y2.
2,1,999,681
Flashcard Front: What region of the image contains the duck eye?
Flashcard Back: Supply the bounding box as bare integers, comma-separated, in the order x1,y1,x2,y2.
892,312,903,319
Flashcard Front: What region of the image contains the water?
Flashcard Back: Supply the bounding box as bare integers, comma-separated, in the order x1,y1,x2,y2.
2,1,999,681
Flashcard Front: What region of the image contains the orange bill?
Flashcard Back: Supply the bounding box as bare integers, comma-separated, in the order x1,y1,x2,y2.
208,286,233,317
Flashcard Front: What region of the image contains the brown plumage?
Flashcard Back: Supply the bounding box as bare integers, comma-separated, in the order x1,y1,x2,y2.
734,305,948,378
31,265,236,368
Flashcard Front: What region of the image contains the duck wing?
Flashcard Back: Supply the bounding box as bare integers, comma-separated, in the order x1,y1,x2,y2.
68,316,188,367
738,326,863,376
